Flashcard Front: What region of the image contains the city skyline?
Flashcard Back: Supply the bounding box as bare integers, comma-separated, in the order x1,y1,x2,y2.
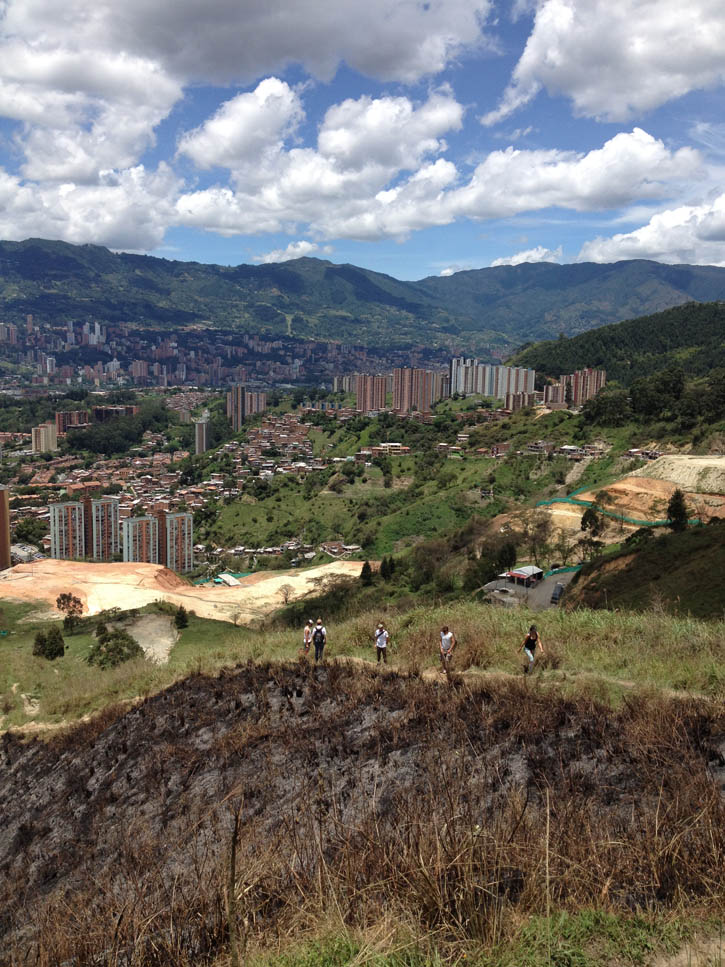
0,1,724,278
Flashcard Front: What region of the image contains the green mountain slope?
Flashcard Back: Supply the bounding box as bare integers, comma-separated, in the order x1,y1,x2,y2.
4,238,725,351
512,301,725,383
565,520,725,618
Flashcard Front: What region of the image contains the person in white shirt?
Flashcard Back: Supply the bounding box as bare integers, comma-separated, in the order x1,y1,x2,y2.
312,618,327,662
439,625,456,669
374,622,389,664
303,618,314,656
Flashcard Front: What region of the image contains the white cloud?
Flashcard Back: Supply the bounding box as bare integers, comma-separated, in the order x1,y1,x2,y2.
318,90,463,172
176,90,465,239
491,245,562,266
178,78,304,171
483,0,725,125
176,125,701,243
0,0,490,248
0,163,180,250
3,0,492,87
577,194,725,265
447,129,700,219
253,240,331,263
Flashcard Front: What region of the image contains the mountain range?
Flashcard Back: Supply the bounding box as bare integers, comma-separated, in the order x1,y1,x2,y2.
2,238,725,354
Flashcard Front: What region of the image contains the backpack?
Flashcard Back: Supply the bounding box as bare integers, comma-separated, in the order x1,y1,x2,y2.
313,626,325,646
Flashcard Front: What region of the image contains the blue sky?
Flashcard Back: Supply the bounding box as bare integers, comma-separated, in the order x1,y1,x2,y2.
1,0,724,279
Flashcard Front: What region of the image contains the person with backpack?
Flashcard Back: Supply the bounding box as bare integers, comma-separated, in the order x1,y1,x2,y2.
520,624,544,673
303,618,314,656
374,621,389,664
312,618,327,662
439,625,456,669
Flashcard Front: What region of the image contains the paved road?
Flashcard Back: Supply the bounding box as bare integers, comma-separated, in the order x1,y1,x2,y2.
483,570,578,611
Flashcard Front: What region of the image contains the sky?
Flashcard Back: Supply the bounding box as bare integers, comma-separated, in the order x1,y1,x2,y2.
0,0,724,279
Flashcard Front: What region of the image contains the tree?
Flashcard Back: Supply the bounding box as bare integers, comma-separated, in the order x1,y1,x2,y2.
581,507,602,536
174,605,189,628
523,511,552,567
33,625,65,660
360,560,373,586
496,542,517,571
56,593,83,633
13,517,48,546
87,628,143,668
552,528,574,566
666,488,689,532
278,584,294,606
379,557,391,581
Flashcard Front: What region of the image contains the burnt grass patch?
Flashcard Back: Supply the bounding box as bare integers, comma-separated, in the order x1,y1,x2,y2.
0,661,724,965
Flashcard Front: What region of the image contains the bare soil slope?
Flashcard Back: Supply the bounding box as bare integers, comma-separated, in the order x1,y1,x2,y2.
1,663,723,963
628,455,725,493
0,559,365,624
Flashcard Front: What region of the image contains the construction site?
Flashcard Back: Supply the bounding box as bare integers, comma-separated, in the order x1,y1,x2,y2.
0,559,365,625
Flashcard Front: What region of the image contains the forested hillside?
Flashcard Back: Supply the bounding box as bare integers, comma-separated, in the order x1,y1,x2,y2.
4,238,725,352
513,301,725,383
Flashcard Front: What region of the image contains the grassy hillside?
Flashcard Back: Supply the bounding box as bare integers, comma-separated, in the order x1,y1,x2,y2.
4,238,725,350
566,519,725,618
512,301,725,383
3,593,724,734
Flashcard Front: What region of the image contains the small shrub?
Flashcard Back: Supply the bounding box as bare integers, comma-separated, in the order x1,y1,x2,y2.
33,625,65,661
87,629,143,669
174,605,189,629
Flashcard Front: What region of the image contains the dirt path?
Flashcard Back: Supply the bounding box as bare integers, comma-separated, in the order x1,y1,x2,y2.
123,613,178,664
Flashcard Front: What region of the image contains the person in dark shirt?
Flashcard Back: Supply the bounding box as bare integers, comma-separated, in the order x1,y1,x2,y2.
520,624,544,673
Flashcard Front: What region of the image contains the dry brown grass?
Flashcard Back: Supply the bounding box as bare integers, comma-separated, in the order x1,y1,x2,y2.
1,662,723,965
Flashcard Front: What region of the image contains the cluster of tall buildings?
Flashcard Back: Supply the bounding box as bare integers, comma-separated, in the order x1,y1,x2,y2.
543,369,606,406
32,406,140,453
392,368,449,414
226,385,268,432
351,360,536,415
354,368,450,415
449,358,536,398
49,498,194,573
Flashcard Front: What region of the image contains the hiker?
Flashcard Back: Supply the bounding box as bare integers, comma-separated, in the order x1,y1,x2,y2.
374,621,389,664
303,618,314,656
312,618,327,662
439,625,456,669
521,624,544,673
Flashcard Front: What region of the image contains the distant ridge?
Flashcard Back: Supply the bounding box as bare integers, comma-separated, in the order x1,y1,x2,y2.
3,237,725,353
511,301,725,383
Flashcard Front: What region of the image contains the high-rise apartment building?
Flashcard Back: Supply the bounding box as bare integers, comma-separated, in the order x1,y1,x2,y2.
55,410,90,435
333,374,357,393
245,390,267,417
543,369,606,406
355,374,387,413
83,497,120,561
157,511,194,574
449,358,536,399
194,416,210,455
50,502,85,560
227,384,246,431
392,368,447,414
0,486,11,571
31,422,58,453
121,515,159,565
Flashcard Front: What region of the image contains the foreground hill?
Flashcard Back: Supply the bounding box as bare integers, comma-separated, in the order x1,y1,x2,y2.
512,301,725,383
4,238,725,350
565,519,725,618
1,660,723,964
